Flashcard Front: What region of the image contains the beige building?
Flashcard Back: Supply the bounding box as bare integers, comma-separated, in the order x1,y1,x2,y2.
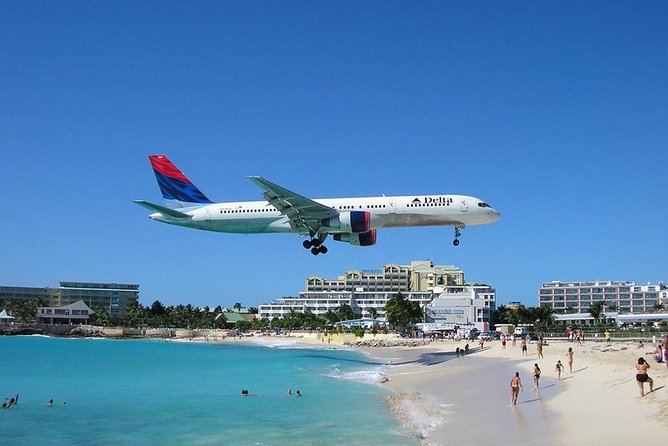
304,260,464,293
260,260,466,320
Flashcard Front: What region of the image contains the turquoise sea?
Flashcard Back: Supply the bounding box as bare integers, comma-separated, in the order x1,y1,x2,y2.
0,336,415,445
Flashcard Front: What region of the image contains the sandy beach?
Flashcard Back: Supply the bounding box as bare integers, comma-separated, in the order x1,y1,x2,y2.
361,337,668,445
176,331,668,444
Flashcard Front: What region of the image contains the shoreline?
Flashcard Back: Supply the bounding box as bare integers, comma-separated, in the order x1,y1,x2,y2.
360,339,668,445
5,327,668,445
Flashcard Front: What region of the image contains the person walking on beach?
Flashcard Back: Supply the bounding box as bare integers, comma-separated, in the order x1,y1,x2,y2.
511,334,516,347
662,335,668,368
555,360,564,380
566,347,574,373
533,363,541,390
501,335,507,350
635,357,654,397
510,372,523,405
537,339,544,359
521,338,528,356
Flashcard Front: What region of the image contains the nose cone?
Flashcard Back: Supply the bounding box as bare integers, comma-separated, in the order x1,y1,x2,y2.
489,209,501,222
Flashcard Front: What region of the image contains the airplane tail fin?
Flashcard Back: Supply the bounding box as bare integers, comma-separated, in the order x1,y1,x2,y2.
148,154,212,208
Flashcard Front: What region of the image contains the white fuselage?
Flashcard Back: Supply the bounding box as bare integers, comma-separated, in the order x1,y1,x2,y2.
149,194,500,234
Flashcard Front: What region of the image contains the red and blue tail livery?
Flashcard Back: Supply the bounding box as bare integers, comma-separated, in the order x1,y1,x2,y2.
135,154,500,255
149,155,212,206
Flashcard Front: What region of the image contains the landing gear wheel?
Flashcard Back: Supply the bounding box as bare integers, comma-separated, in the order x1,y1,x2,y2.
453,226,462,247
303,240,312,249
318,245,328,254
311,247,320,255
311,238,322,247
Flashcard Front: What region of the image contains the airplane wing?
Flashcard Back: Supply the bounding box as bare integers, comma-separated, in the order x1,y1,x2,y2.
247,176,338,233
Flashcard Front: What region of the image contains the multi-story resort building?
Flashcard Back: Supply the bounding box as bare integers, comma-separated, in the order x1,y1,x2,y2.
540,281,668,327
303,260,464,293
539,281,666,314
0,282,139,317
258,260,493,327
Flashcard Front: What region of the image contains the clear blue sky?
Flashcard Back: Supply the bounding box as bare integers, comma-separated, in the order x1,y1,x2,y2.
2,1,666,308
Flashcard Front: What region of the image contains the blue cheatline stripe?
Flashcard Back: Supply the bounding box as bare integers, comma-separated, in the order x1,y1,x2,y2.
153,171,212,204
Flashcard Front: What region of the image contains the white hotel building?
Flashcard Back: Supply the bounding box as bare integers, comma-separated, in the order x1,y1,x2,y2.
539,281,666,314
423,284,496,332
258,260,469,321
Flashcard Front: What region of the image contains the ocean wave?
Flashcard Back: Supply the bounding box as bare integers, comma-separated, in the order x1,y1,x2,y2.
325,365,388,386
245,338,302,349
386,392,444,440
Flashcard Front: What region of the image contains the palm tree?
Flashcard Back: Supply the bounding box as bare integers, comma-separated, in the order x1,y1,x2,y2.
588,301,606,324
336,304,357,321
324,310,340,326
233,302,242,312
653,303,665,313
534,306,555,329
368,307,378,320
384,293,422,330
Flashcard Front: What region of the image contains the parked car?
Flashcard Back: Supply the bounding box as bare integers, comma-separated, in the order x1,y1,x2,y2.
524,332,539,342
491,331,503,340
476,331,492,341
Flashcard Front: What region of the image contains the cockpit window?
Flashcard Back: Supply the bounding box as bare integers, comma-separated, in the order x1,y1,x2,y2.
478,202,491,208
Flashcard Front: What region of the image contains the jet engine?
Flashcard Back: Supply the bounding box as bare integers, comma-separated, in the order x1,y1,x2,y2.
323,211,371,233
333,229,377,246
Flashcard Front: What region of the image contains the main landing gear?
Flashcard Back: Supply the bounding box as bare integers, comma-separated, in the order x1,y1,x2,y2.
303,236,328,255
453,226,463,246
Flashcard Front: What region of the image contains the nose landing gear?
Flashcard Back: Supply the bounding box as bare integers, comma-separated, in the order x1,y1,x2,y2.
453,226,463,246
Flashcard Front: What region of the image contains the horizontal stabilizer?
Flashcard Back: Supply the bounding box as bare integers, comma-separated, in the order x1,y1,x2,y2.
133,200,192,218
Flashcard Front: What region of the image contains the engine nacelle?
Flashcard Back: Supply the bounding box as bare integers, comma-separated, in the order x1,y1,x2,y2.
333,229,377,246
323,211,371,233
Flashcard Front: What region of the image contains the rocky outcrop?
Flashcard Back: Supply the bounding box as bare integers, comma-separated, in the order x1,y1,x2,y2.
345,338,431,348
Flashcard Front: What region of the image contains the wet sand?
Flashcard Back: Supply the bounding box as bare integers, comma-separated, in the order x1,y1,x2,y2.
362,339,668,445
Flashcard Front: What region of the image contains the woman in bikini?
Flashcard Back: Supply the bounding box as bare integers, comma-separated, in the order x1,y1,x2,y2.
533,363,541,390
510,372,523,405
635,357,653,397
555,360,564,380
566,347,574,373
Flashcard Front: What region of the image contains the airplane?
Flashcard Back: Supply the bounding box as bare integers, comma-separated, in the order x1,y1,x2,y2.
135,155,500,255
